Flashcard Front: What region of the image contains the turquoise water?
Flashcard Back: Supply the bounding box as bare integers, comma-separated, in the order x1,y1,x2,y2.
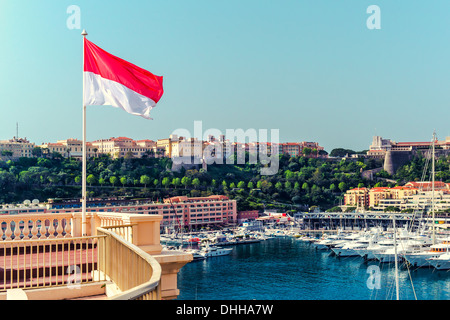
177,238,450,300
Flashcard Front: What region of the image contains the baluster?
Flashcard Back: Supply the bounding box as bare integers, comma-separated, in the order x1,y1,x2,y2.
31,219,39,240
14,221,21,240
22,220,30,240
48,219,56,239
40,220,47,239
64,218,72,238
56,219,64,238
4,221,12,240
0,222,5,241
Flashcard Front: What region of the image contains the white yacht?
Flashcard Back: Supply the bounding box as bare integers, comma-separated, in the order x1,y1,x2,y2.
357,238,395,260
332,235,374,257
313,236,342,250
200,245,233,257
403,242,450,268
184,248,207,261
427,252,450,270
313,232,352,250
332,228,384,257
374,238,432,263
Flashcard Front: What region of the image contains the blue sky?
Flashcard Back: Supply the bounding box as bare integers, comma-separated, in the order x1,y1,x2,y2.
1,0,449,152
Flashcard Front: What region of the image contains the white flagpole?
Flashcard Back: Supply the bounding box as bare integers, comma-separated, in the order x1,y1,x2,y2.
81,29,88,236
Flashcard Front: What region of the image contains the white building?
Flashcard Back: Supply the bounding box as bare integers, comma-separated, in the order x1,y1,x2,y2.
0,137,35,159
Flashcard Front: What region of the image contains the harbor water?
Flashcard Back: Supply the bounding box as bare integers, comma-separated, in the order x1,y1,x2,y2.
177,237,450,300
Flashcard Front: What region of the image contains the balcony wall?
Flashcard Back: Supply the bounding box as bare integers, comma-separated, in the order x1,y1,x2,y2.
0,211,192,300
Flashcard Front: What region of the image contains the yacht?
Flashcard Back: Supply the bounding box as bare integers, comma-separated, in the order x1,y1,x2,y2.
332,229,384,257
200,245,233,257
357,238,395,260
184,248,207,261
427,252,450,270
332,235,375,257
313,232,351,250
403,241,450,268
374,238,432,263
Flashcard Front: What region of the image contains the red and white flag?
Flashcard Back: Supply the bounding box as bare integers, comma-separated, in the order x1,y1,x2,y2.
83,38,164,119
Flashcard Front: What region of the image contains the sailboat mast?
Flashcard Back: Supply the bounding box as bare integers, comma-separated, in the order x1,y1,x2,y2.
431,131,436,245
393,214,399,301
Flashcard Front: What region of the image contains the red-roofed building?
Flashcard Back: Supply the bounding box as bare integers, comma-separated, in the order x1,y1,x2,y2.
404,181,450,191
162,195,237,228
368,187,390,207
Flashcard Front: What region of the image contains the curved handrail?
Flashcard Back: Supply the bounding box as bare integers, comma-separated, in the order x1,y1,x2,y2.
97,227,162,300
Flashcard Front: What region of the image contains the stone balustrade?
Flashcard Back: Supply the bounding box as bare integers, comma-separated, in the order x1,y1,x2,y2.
0,213,73,241
0,211,192,300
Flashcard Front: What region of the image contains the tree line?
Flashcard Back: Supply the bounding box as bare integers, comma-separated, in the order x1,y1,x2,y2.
0,149,447,211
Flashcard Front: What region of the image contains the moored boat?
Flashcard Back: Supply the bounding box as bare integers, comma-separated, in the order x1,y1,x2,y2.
200,245,233,257
427,252,450,270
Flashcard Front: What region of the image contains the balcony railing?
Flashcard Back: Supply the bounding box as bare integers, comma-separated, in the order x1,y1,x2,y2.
0,235,103,291
97,227,161,300
0,212,164,300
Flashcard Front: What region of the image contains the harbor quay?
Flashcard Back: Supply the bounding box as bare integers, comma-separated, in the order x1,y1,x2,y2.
297,211,450,233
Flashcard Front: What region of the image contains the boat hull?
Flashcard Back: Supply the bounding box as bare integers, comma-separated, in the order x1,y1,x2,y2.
403,253,441,268
427,258,450,270
331,248,360,257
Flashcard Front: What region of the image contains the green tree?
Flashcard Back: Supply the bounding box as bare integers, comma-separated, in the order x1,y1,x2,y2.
162,177,170,188
87,174,97,186
285,181,292,190
303,147,312,157
140,175,151,188
31,147,43,158
110,176,118,187
192,178,200,189
172,177,181,189
181,176,191,188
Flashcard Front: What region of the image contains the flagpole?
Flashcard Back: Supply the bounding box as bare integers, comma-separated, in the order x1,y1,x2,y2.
81,29,88,236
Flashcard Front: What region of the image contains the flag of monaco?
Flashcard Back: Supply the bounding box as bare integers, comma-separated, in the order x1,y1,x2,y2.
83,37,164,119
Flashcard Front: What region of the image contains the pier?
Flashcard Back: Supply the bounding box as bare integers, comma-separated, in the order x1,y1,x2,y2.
298,211,450,233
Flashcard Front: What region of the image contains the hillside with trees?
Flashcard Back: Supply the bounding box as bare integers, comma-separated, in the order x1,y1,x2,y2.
0,151,386,211
1,150,447,212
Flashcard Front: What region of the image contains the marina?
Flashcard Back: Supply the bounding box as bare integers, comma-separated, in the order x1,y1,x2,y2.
177,234,450,300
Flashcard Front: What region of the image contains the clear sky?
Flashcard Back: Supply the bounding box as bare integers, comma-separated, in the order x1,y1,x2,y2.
1,0,450,153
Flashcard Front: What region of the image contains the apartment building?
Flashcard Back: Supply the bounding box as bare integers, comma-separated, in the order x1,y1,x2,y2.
377,190,450,213
41,138,96,159
0,137,35,159
2,195,237,230
163,195,237,228
90,137,164,159
344,187,370,208
344,182,450,211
